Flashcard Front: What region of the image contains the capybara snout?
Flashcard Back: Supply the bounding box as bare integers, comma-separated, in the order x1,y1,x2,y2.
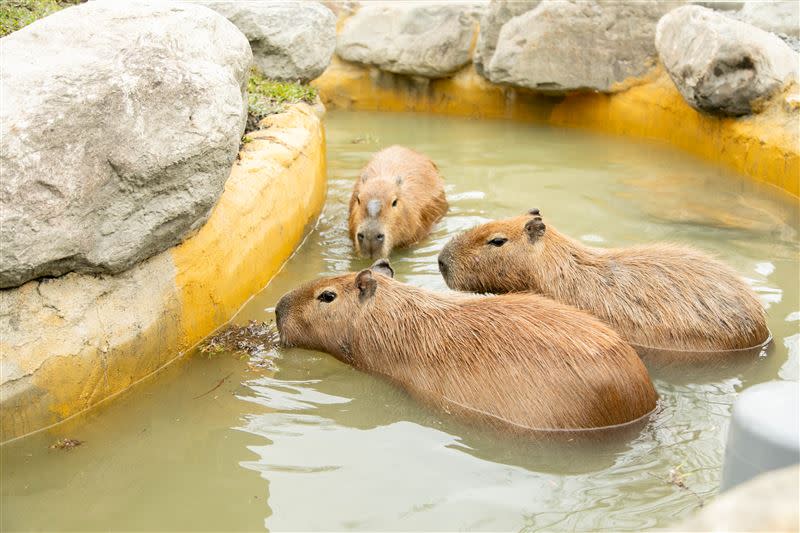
349,145,447,258
355,218,386,259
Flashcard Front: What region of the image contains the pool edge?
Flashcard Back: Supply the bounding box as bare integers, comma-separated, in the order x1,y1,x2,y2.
0,103,328,444
313,58,799,198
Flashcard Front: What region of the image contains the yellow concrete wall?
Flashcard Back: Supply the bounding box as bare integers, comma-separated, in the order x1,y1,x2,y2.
313,58,799,197
0,104,327,443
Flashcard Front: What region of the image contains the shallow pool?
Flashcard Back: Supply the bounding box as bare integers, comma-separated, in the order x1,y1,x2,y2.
2,111,798,531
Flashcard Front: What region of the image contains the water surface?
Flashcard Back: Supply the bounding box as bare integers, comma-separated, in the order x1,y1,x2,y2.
3,111,798,531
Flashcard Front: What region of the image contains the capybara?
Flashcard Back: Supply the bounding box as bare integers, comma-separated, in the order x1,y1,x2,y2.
275,259,657,433
349,145,448,258
438,209,770,353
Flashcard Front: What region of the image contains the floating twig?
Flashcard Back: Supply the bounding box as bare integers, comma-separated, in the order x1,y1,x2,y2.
193,372,233,400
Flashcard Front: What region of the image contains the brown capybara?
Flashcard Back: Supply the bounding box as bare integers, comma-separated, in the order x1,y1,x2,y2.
275,259,657,433
349,145,448,258
438,209,770,353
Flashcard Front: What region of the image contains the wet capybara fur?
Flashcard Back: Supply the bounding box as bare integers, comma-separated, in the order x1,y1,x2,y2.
349,145,448,258
275,259,657,433
438,210,770,352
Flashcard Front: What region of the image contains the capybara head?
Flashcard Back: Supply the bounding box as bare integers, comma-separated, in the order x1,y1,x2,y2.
275,259,395,358
439,208,546,293
349,175,404,259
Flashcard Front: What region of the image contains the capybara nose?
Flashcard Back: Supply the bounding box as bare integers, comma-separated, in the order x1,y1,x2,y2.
438,245,452,279
275,294,290,330
359,228,386,257
438,258,448,277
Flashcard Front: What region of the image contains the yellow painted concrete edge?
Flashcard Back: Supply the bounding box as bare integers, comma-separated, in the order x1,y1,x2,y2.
0,103,326,443
313,57,799,197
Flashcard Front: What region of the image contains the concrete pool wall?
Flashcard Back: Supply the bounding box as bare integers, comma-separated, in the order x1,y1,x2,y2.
313,57,799,198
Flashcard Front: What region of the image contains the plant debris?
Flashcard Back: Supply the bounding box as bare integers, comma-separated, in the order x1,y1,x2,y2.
50,438,83,450
649,465,704,507
193,372,233,400
199,320,280,359
350,134,380,145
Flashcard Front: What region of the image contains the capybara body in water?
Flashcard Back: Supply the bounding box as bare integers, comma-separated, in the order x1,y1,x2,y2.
349,145,448,258
275,259,657,433
438,210,770,352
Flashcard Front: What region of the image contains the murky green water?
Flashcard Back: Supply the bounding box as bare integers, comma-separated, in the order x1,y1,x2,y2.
2,111,798,531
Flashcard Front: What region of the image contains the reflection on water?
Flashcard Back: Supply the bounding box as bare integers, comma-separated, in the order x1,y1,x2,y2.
2,111,798,532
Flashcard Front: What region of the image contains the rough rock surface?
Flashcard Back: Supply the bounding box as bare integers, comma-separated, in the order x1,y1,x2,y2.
336,2,485,78
0,1,251,289
656,5,799,116
679,464,799,531
474,0,540,77
486,0,683,93
693,1,744,11
199,1,336,82
737,1,800,39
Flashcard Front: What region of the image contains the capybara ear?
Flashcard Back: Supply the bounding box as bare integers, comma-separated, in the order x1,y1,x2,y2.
355,269,378,300
370,259,394,278
524,216,546,243
528,208,541,216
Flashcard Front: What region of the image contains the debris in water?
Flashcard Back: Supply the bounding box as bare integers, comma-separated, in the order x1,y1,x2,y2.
50,438,83,450
351,134,379,144
649,465,704,507
198,320,280,371
193,372,233,400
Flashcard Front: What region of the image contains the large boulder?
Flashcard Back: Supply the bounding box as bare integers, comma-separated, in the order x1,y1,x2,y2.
473,0,540,77
336,2,485,78
198,1,336,82
737,1,800,39
0,1,251,289
656,5,799,116
486,0,683,93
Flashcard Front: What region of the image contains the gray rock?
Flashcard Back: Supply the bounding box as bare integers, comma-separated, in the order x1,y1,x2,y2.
0,0,251,289
737,1,799,38
474,0,540,77
656,5,799,116
487,0,683,93
199,1,336,82
337,2,486,78
678,464,799,531
693,1,744,11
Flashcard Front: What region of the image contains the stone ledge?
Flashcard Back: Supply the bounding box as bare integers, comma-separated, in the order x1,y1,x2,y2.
0,103,327,443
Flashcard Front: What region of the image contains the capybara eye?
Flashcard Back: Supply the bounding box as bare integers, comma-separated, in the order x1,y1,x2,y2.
487,237,508,247
391,198,398,207
317,290,337,303
357,232,364,241
356,195,360,205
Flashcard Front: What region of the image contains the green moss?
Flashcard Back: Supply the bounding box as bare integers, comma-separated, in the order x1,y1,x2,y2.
0,0,83,37
246,69,318,132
